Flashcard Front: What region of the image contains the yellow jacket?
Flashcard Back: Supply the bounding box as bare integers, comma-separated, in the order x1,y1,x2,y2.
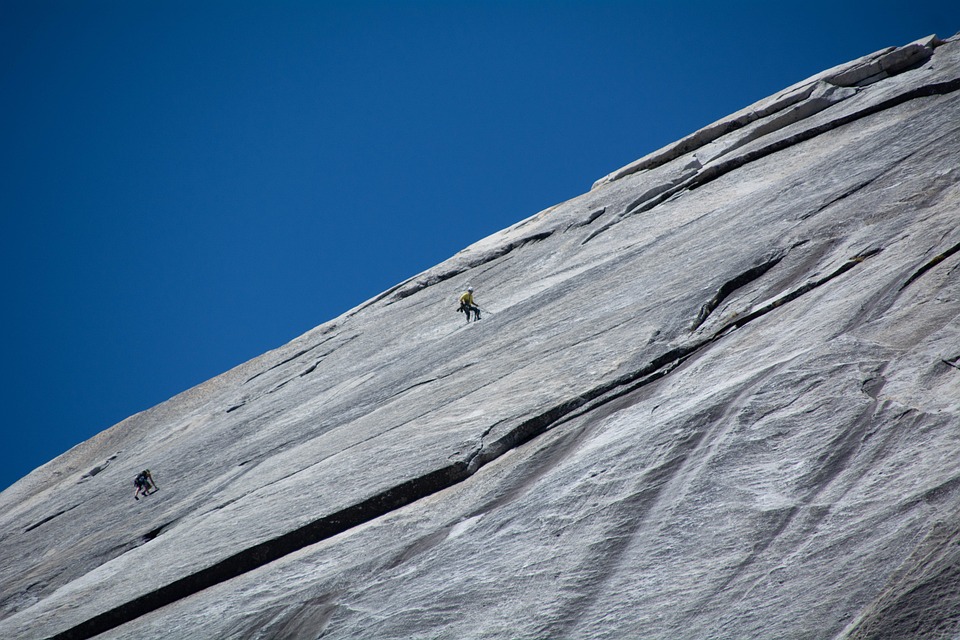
459,291,475,306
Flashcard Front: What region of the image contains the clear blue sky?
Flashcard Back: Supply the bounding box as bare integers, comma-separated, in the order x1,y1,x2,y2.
2,1,956,492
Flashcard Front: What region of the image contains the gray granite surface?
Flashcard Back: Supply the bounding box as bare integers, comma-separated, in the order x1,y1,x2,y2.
1,33,959,640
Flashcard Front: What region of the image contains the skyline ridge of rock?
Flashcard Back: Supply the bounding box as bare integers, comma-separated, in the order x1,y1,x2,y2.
2,32,960,639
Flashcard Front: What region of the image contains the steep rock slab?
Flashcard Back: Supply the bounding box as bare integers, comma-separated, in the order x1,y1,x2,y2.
589,33,943,189
0,33,958,640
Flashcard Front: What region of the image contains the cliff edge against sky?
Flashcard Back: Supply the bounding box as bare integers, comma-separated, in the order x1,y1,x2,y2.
1,33,959,640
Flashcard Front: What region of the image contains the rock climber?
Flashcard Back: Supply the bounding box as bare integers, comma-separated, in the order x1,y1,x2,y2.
134,469,158,500
458,286,482,322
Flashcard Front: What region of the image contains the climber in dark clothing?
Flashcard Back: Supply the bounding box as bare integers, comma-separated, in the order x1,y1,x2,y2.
134,469,158,500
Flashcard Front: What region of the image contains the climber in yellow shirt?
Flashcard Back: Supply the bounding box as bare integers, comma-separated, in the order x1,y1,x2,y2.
458,287,481,322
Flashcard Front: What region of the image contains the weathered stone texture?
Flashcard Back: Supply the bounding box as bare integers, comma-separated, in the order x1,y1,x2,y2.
1,33,959,640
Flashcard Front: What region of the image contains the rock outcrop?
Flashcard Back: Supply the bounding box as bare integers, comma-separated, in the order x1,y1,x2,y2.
1,33,959,640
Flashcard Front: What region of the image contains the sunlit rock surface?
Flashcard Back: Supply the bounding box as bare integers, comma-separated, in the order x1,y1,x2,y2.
1,33,959,640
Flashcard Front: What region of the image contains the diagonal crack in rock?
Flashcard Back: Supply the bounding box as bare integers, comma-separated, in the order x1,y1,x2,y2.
44,240,885,640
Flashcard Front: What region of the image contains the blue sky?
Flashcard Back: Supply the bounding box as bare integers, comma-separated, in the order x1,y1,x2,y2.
2,1,957,492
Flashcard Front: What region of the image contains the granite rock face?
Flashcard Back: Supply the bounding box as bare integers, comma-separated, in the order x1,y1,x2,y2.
1,34,959,640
